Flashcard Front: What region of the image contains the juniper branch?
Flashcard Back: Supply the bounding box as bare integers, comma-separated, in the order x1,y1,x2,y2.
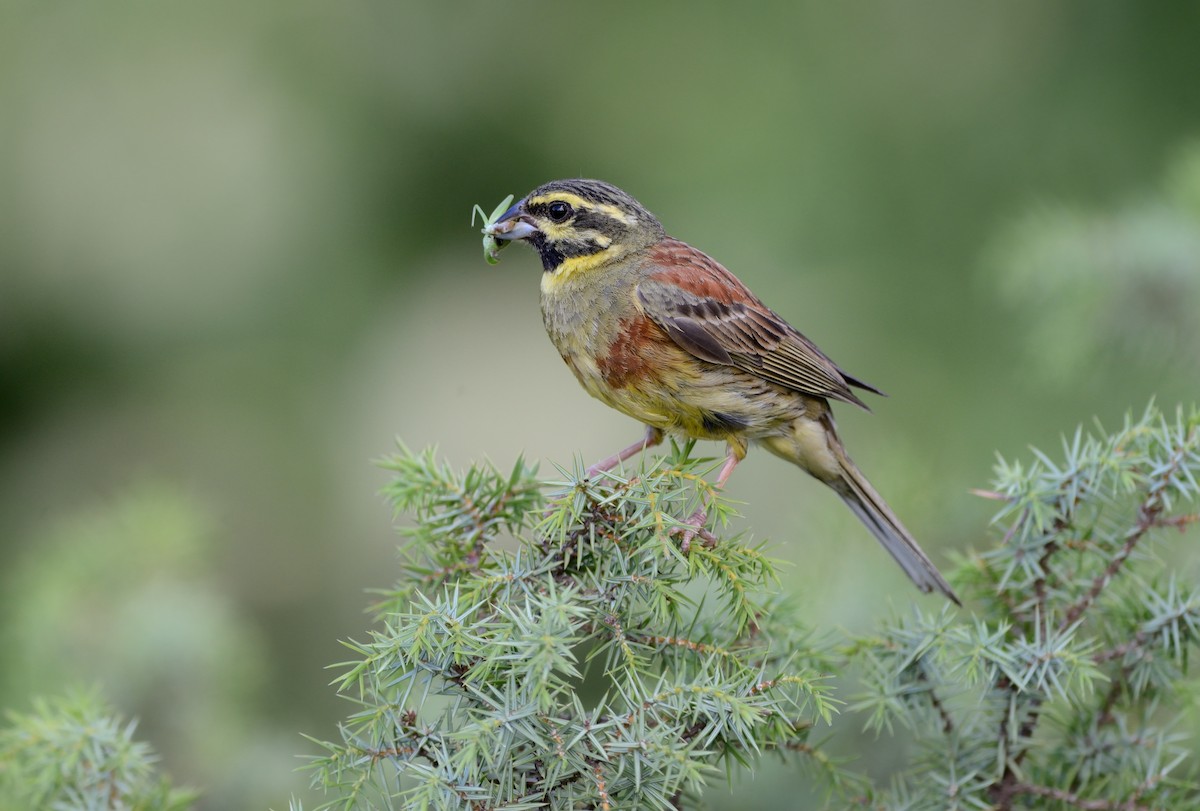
1005,781,1156,811
307,404,1200,811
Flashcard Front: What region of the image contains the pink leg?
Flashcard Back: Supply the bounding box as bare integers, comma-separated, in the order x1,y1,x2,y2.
678,445,742,552
586,426,662,478
714,451,740,488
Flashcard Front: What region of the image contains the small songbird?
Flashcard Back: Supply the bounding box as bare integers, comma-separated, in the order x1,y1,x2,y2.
484,179,958,604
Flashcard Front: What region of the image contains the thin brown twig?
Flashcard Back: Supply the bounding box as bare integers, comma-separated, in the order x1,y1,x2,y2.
928,684,956,737
1094,629,1150,664
1005,779,1157,810
1059,437,1193,630
969,488,1010,501
1096,677,1125,729
914,667,954,736
1159,513,1200,530
631,633,736,658
1093,627,1154,727
1030,539,1059,634
1060,508,1157,631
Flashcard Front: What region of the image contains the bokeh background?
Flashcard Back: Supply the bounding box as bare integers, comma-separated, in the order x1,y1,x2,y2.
3,2,1200,808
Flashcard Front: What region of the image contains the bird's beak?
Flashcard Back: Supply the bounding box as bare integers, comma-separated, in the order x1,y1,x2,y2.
484,199,539,242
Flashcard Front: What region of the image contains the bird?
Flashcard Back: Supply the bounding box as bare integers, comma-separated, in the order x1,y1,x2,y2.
483,178,959,604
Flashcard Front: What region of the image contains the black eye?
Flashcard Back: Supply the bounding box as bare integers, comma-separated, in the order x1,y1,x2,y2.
547,201,573,223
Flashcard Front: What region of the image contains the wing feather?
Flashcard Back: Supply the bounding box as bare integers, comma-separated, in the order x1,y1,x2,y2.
637,239,880,409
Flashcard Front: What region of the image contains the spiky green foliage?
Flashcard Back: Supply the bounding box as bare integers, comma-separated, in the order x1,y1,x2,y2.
850,403,1200,810
0,689,196,811
306,443,843,810
308,403,1200,811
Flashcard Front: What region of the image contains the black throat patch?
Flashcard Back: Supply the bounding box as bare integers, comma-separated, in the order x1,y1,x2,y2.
529,232,566,272
529,233,612,273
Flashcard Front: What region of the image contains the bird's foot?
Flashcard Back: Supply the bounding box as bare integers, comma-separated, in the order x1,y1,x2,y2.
671,509,717,554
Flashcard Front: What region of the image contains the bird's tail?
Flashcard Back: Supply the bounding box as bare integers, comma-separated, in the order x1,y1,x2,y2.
830,443,960,605
763,413,960,605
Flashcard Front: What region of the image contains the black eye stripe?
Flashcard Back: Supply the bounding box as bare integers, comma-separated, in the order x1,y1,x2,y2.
529,199,632,241
528,200,573,221
570,209,618,233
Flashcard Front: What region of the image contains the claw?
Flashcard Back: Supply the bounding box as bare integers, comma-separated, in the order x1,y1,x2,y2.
672,509,717,554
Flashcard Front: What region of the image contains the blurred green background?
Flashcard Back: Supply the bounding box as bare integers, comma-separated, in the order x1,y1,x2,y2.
3,2,1200,808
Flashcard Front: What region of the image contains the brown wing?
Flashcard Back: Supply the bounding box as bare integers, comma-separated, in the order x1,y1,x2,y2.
636,238,881,410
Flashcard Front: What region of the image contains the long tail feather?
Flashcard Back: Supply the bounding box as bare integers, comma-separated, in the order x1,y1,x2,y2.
830,445,960,605
760,411,960,604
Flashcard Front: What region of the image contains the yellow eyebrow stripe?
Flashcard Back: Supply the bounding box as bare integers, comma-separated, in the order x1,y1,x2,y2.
526,192,591,209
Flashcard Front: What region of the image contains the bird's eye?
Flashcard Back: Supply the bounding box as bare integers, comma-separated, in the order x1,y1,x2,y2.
547,201,573,223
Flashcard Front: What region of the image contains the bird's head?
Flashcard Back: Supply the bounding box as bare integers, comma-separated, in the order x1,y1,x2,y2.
485,179,665,276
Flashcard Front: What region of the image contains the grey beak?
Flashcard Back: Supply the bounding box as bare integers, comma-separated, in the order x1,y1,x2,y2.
484,200,538,241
